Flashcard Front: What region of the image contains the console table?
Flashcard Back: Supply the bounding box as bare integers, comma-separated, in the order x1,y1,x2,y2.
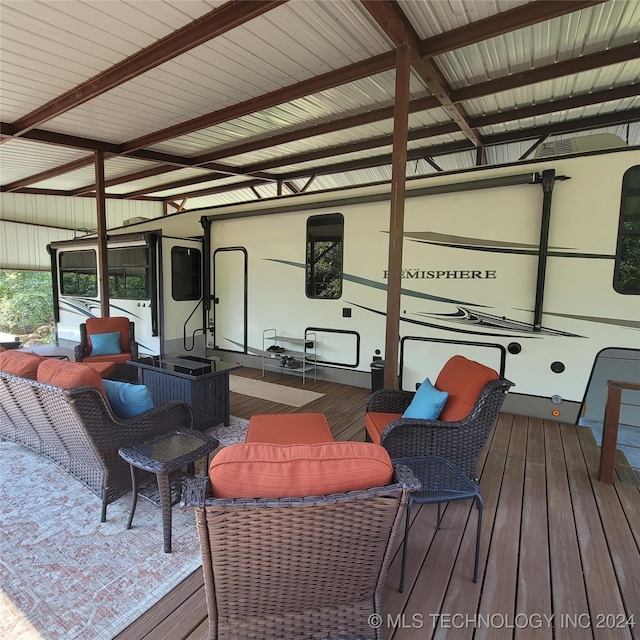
128,355,242,430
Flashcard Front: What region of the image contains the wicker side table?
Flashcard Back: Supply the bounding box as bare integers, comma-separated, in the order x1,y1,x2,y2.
119,430,219,553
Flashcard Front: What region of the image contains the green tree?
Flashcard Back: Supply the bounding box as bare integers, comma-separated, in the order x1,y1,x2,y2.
0,270,54,336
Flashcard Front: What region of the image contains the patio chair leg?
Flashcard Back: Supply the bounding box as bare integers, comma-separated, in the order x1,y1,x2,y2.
473,493,484,583
399,498,412,593
101,492,107,523
436,501,442,529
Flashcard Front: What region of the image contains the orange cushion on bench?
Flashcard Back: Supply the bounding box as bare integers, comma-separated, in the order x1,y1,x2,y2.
0,350,44,379
365,412,402,445
37,359,105,394
435,355,499,422
246,413,334,445
209,441,394,499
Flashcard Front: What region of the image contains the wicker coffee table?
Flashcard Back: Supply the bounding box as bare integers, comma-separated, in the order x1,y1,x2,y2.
119,430,219,553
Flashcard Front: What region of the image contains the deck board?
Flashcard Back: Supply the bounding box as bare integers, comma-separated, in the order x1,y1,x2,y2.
115,369,640,640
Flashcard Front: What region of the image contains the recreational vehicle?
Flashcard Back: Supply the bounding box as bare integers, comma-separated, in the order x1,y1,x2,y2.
50,140,640,425
49,232,204,356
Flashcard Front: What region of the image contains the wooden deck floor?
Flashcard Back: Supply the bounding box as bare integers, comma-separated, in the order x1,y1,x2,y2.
116,368,640,640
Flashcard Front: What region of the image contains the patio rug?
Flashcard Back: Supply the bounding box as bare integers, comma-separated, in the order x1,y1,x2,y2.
0,416,249,640
229,375,324,407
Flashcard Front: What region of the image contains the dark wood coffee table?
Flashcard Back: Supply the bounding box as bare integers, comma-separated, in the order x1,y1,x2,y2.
127,354,242,430
119,430,219,553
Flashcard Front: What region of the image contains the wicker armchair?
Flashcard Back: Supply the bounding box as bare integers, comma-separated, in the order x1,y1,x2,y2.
75,316,139,381
366,378,514,480
182,464,421,640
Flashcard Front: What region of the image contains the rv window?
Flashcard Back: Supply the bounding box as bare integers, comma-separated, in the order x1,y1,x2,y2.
614,165,640,294
107,247,150,300
306,213,344,299
59,250,97,297
171,246,202,301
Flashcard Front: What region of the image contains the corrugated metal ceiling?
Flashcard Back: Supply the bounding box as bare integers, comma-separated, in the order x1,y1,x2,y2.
1,0,639,224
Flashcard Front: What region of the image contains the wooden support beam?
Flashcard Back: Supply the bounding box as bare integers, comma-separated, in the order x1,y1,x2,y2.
9,1,287,136
301,176,316,193
384,44,411,390
95,152,109,318
362,0,481,147
424,157,443,172
418,0,606,58
519,136,549,161
121,50,396,153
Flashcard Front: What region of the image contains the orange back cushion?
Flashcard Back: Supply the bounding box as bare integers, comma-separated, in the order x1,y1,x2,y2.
37,359,105,394
86,317,131,353
435,355,499,422
209,442,394,499
0,350,45,379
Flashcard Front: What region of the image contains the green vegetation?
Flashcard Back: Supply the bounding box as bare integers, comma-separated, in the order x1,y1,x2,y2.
0,270,55,342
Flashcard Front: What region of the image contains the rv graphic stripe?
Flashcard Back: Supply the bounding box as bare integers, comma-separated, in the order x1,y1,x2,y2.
405,232,614,259
346,302,549,339
264,259,490,308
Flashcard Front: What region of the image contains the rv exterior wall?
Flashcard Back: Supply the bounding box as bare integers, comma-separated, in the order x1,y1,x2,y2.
59,146,639,422
205,148,639,419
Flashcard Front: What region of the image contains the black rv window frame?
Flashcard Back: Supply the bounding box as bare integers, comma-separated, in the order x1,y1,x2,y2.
59,250,98,297
107,246,150,300
171,246,202,301
614,165,640,294
306,213,344,300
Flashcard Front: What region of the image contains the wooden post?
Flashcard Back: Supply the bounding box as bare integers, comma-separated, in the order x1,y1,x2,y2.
383,43,411,390
95,151,109,317
599,380,640,483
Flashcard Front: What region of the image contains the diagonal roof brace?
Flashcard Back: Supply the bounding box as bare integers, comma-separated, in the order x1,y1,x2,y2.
361,0,482,147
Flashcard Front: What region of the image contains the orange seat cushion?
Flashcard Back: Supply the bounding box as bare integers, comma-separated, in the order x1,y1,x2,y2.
37,359,105,394
0,350,45,379
435,355,499,422
86,317,131,354
82,352,132,365
85,361,117,378
365,412,402,445
209,442,394,499
246,413,334,445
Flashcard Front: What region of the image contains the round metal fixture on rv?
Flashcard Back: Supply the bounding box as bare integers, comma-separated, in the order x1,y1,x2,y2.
550,361,565,373
552,410,561,417
507,342,522,355
551,395,563,405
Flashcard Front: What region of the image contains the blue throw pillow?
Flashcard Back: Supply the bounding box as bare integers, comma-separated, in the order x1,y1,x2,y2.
402,378,449,420
90,331,121,356
103,380,154,419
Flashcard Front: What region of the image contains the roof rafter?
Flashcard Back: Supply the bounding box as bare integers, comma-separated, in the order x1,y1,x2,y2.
120,50,397,153
112,83,640,198
7,0,288,137
134,108,640,200
15,99,637,202
361,0,482,147
418,0,607,58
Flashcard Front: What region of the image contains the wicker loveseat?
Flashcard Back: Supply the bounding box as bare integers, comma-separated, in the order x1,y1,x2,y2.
0,357,193,522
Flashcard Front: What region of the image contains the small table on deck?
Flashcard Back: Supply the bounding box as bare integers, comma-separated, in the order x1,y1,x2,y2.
119,430,219,553
128,354,242,430
393,455,483,591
